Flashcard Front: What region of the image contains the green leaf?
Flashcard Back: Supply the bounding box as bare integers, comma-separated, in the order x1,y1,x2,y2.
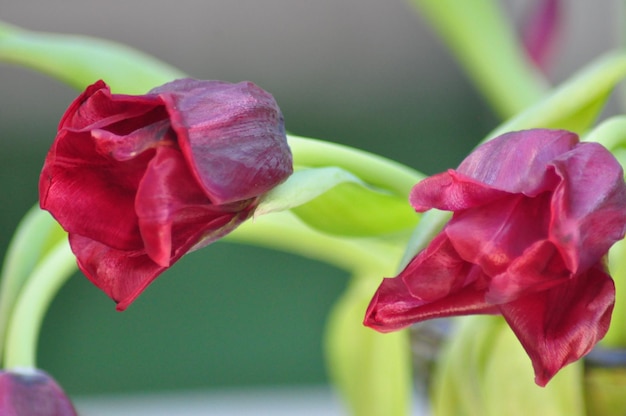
0,20,185,93
432,316,585,416
325,274,412,416
489,52,626,138
291,181,419,237
255,167,363,217
409,0,548,118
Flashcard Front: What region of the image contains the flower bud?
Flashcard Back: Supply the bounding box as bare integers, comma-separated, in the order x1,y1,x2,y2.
0,369,77,415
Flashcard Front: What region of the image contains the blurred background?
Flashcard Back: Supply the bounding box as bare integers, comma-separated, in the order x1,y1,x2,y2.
0,0,619,407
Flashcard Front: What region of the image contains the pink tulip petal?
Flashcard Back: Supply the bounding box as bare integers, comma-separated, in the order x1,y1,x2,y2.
365,274,497,332
401,233,484,301
445,192,551,277
549,142,626,273
487,239,569,304
499,262,614,386
457,129,576,196
410,170,510,212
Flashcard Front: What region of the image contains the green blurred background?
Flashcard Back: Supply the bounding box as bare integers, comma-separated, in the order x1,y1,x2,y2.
0,0,611,398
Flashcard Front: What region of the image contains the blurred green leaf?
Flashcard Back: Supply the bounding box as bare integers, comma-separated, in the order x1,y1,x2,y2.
489,52,626,138
0,20,185,93
291,181,418,237
325,274,412,416
432,316,585,416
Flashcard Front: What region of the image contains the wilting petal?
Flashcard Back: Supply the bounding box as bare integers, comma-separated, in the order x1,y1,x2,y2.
364,273,497,333
486,239,569,304
457,129,575,195
445,193,551,277
410,170,510,212
500,262,614,386
401,233,479,301
549,142,626,273
154,79,292,205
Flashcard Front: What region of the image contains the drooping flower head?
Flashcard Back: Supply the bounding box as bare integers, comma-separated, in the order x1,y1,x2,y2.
0,369,77,415
364,129,626,386
40,79,293,310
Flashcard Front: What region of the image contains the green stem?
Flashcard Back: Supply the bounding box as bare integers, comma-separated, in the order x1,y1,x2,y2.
3,239,77,369
0,207,64,365
408,0,548,118
225,211,404,275
288,135,425,197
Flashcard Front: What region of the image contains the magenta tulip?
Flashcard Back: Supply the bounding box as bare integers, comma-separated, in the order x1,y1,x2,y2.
365,129,626,386
40,79,292,310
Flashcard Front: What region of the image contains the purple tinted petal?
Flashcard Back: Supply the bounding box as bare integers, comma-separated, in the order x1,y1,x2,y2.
549,142,626,273
457,129,576,195
156,80,293,205
410,170,510,212
445,193,551,277
499,262,614,386
521,0,561,72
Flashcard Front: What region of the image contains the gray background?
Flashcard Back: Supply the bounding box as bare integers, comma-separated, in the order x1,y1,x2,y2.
0,0,619,397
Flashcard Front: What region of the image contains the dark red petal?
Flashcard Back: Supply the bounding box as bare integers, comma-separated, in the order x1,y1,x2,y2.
445,193,551,277
549,142,626,273
59,81,163,132
364,274,497,333
135,145,229,267
401,233,481,301
457,129,576,196
39,129,151,251
70,204,251,311
499,262,614,386
155,79,293,205
410,170,510,212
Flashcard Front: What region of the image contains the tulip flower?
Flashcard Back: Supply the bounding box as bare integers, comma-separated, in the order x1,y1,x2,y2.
365,129,626,386
0,369,77,415
39,79,292,310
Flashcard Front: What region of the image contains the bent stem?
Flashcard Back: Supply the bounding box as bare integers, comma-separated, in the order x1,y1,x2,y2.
3,239,77,369
288,135,425,197
0,207,64,365
225,211,404,275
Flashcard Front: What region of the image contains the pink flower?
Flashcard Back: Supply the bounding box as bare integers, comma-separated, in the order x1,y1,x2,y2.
0,369,77,415
40,79,292,310
364,129,626,386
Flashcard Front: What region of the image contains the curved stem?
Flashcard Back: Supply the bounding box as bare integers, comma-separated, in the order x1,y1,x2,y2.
3,239,77,369
288,135,425,197
225,211,404,275
0,207,64,365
